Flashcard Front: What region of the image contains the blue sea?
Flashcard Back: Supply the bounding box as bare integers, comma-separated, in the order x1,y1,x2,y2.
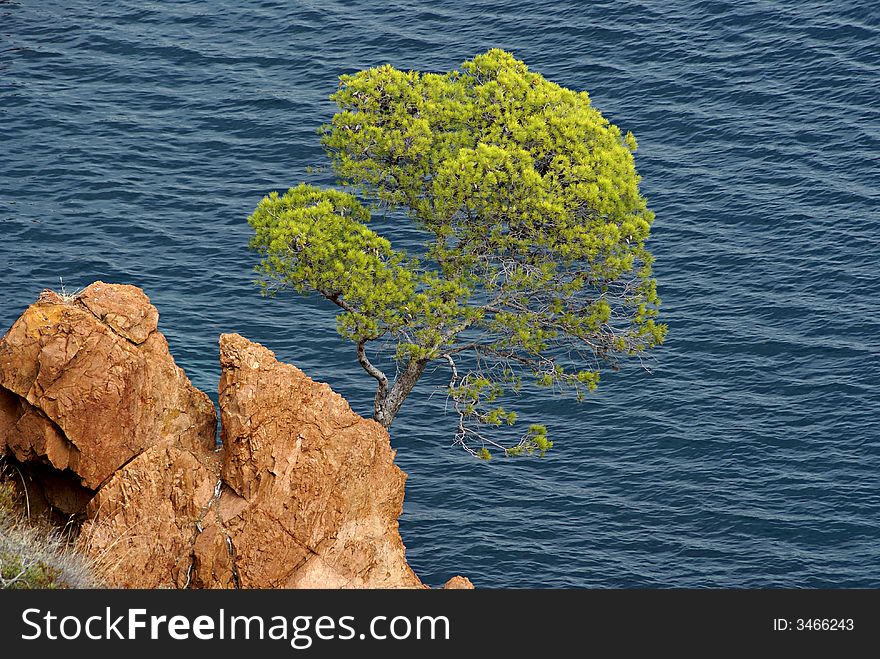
1,0,878,588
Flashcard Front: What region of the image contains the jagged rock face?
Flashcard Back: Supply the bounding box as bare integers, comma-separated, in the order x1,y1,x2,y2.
209,333,424,588
79,443,221,588
0,284,469,589
0,283,217,513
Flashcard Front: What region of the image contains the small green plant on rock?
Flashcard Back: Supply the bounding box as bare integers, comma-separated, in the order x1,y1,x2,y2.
0,465,98,589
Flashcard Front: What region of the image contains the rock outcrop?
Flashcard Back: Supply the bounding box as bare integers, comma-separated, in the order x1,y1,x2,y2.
0,283,469,588
442,575,475,589
0,283,216,516
208,333,422,588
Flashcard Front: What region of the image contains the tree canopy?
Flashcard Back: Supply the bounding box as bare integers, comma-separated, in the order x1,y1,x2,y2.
248,49,666,458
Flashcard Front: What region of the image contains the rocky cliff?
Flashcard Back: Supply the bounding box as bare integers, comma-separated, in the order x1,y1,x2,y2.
0,282,469,589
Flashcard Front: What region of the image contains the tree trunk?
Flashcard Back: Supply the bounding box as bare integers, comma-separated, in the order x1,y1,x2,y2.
373,358,427,428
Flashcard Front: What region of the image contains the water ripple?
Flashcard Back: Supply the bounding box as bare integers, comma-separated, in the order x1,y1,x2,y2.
1,0,878,587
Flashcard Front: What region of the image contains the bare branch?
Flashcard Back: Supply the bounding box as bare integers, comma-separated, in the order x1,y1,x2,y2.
356,340,389,423
356,340,388,388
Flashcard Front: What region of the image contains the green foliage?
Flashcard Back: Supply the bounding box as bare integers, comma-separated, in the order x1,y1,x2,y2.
0,550,63,589
504,425,553,457
249,184,418,341
248,49,666,457
0,477,18,514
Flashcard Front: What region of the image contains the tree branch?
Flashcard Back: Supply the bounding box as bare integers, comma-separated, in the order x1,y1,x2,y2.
441,352,525,457
356,340,388,387
323,289,355,313
356,340,389,422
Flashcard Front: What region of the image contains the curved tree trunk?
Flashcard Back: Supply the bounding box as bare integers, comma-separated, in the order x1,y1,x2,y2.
373,358,427,428
356,340,427,428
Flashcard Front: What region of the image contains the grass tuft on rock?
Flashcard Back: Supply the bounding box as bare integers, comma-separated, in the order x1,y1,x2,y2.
0,463,99,589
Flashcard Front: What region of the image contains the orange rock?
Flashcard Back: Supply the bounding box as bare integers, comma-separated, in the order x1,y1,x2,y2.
442,575,475,589
1,284,468,589
0,282,216,491
75,281,159,344
79,442,220,588
209,333,424,588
